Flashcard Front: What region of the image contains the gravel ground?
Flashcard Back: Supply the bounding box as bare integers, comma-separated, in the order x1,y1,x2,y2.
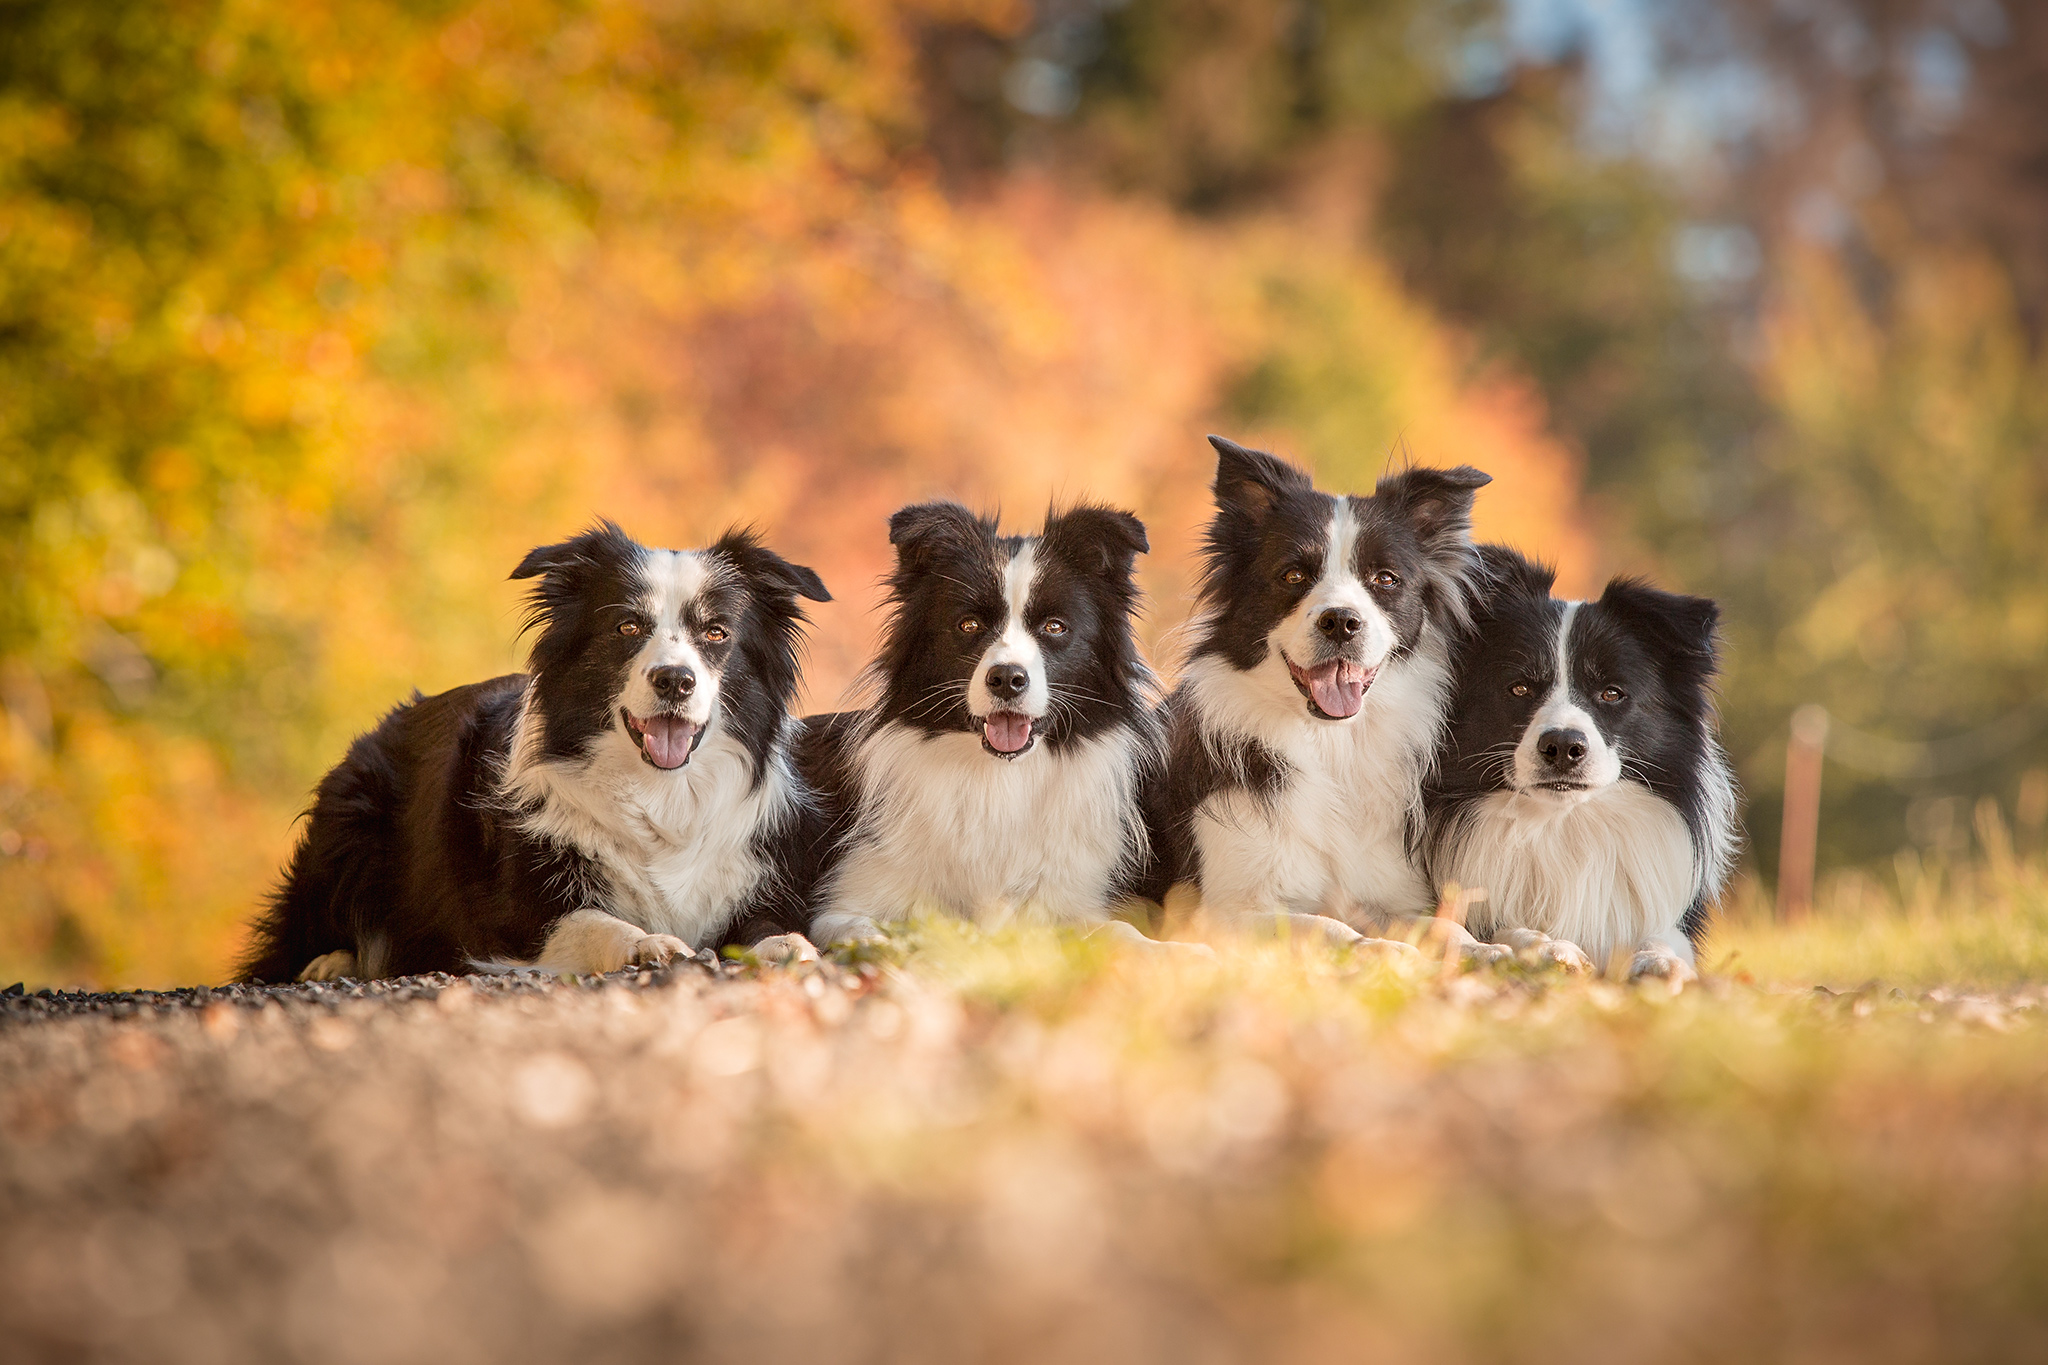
6,940,2048,1365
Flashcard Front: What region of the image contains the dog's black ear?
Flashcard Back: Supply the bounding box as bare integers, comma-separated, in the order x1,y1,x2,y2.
1474,543,1556,600
1209,435,1311,522
511,521,630,583
1599,577,1721,666
888,501,991,573
1043,504,1149,578
1377,465,1491,543
712,528,831,604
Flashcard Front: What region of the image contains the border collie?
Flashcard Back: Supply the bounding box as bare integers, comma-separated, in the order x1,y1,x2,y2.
1422,546,1740,980
799,502,1162,945
239,521,831,983
1145,437,1491,944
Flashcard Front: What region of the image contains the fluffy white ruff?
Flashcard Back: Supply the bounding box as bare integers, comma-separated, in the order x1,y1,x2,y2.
1178,629,1452,925
1435,781,1700,972
499,695,796,952
811,719,1148,942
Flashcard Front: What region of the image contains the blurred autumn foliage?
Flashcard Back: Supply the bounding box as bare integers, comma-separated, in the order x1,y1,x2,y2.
2,0,2044,987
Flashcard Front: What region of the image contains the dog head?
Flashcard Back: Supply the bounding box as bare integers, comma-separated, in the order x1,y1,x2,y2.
1438,545,1721,806
514,522,829,773
1191,435,1490,720
873,501,1151,759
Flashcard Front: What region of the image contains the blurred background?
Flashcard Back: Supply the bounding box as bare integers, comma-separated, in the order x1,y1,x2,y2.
1,0,2042,987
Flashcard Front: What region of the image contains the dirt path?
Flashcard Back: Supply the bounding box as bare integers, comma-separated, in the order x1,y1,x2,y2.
5,949,2048,1364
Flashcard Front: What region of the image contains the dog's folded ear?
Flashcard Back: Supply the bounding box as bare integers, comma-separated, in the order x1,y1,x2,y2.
713,529,832,604
1209,435,1311,522
1598,578,1721,667
888,502,993,573
511,521,635,584
1376,465,1492,543
1043,504,1149,578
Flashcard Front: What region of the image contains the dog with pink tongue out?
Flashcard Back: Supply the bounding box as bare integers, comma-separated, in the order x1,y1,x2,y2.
796,501,1179,952
1136,436,1495,951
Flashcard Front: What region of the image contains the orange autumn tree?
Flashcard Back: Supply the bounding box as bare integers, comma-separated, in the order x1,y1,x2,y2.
0,0,1589,988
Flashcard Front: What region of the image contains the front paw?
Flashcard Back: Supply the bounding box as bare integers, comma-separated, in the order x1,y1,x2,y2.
751,933,821,966
298,950,357,983
1500,928,1594,974
631,934,691,968
1628,947,1698,987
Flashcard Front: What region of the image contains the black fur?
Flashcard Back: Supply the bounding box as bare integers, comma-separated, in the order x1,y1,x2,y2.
239,522,830,982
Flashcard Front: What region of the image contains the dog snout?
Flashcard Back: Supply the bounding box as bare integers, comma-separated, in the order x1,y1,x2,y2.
1537,728,1588,770
1314,607,1363,642
984,663,1030,703
648,664,697,701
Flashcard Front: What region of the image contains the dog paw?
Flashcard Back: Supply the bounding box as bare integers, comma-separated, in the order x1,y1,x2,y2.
298,950,357,983
630,934,691,968
752,933,821,966
1500,928,1594,973
1462,940,1517,968
1353,936,1423,960
1628,948,1698,987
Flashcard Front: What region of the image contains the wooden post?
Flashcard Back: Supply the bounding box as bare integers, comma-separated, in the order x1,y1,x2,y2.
1778,705,1829,921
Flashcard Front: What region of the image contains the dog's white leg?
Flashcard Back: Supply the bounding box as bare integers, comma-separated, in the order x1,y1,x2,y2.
1377,914,1516,967
1219,910,1421,957
535,909,689,974
297,950,357,983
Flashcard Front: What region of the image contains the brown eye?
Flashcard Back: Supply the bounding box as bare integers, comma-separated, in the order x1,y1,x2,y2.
1598,685,1627,704
1509,682,1531,699
1281,568,1306,587
959,616,984,635
1371,569,1401,589
1040,618,1068,636
618,620,643,637
703,624,729,643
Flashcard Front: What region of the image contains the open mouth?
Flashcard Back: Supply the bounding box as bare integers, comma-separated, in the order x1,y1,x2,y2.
981,711,1036,759
623,708,704,770
1282,652,1377,720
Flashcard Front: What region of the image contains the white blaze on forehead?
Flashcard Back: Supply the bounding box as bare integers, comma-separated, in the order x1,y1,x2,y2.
1515,600,1622,792
620,547,717,725
968,539,1050,720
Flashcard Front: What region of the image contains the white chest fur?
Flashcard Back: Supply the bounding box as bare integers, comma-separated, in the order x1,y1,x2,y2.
819,720,1146,930
1435,781,1699,969
1181,640,1450,923
501,709,790,949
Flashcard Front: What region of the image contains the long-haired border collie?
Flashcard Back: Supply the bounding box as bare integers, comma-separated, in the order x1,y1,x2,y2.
239,521,831,983
1422,546,1740,981
798,501,1165,946
1145,437,1491,945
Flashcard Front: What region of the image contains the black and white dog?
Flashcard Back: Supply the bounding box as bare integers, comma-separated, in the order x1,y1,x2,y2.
1146,437,1492,942
1422,546,1740,980
239,521,831,982
799,502,1162,944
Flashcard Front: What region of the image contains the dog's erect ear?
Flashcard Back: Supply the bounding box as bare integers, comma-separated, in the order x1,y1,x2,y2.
1043,504,1149,579
1377,465,1491,543
712,528,831,604
887,501,991,573
1474,543,1557,601
1599,578,1721,666
1209,435,1311,522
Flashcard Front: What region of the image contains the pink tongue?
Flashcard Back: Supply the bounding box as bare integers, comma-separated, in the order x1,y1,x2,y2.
1305,660,1367,719
984,712,1033,754
637,715,699,769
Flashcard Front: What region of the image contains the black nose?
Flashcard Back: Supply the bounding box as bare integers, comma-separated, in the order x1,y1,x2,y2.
1537,728,1588,768
1315,607,1363,640
984,664,1030,702
648,665,696,700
